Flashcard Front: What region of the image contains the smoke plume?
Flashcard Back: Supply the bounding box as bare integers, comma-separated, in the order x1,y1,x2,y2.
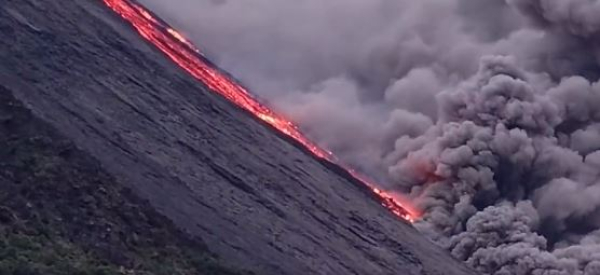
138,0,600,273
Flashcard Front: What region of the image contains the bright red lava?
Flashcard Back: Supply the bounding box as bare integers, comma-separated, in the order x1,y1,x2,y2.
103,0,419,223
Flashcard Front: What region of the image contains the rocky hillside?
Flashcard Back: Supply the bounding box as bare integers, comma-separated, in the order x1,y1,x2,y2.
0,87,249,274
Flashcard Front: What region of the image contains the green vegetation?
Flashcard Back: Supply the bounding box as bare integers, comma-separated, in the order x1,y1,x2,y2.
0,231,119,275
0,228,248,275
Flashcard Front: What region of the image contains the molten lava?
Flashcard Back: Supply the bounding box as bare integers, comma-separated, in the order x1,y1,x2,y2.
102,0,418,223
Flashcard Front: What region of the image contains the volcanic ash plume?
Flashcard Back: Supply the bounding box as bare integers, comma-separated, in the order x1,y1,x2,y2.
398,54,600,274
137,0,600,273
393,1,600,273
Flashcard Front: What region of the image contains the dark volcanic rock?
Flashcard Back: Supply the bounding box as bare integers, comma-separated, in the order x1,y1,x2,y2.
0,1,476,274
0,86,247,274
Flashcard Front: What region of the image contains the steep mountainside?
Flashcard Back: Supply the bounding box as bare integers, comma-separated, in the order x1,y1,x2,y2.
0,88,249,274
0,0,476,274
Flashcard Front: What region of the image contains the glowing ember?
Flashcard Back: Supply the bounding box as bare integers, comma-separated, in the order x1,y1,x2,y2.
166,28,201,53
102,0,419,223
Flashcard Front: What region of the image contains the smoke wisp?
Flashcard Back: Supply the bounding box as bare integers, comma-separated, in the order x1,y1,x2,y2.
138,0,600,274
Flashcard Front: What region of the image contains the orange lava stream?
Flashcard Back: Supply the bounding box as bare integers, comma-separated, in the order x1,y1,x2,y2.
103,0,418,223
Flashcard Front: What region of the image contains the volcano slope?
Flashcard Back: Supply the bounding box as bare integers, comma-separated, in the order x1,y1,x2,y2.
0,1,476,274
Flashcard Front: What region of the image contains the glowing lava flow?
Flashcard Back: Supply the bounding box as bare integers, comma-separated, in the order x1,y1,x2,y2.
103,0,419,223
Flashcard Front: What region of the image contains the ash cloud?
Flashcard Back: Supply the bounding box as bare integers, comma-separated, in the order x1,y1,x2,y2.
139,0,600,274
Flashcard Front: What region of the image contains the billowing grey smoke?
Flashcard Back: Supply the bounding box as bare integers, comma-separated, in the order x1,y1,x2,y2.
399,54,600,273
138,0,600,274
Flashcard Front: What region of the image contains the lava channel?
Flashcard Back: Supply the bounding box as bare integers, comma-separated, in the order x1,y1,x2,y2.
102,0,419,223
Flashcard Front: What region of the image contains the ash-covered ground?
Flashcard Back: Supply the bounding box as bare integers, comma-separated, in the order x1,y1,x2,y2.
0,0,475,274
